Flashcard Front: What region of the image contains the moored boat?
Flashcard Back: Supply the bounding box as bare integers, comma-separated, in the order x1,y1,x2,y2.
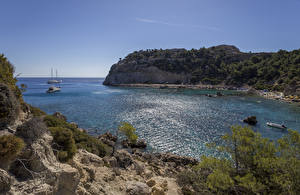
47,86,61,93
47,68,62,84
266,122,287,129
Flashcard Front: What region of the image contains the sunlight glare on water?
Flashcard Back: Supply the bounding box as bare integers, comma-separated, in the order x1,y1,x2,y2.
19,78,300,159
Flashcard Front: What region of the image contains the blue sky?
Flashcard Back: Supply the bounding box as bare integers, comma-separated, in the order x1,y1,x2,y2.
1,0,300,77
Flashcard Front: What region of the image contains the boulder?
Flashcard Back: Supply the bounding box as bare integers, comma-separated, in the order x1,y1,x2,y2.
243,116,257,125
98,132,117,147
146,179,156,187
126,181,151,195
114,150,133,168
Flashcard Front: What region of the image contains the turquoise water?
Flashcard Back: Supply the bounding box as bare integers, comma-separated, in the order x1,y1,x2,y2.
18,78,300,159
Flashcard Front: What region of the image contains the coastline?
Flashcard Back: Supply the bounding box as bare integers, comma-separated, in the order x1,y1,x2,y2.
107,83,300,105
108,83,240,90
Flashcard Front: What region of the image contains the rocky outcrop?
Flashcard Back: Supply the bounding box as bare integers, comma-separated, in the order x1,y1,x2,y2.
243,116,258,125
122,139,147,149
98,132,117,147
72,149,190,195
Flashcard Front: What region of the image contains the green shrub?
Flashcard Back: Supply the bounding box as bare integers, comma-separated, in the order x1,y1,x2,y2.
72,129,108,157
44,115,109,159
49,127,76,162
0,135,25,165
118,122,138,144
178,126,300,194
44,115,72,129
0,54,23,100
29,105,46,117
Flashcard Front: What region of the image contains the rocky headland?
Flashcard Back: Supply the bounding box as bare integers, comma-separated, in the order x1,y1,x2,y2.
103,45,300,97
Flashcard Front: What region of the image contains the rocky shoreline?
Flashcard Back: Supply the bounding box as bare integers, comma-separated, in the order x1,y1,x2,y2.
106,83,300,105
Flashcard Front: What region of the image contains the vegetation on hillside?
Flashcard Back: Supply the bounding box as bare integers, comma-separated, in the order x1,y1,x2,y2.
0,135,25,167
118,45,300,93
44,115,109,161
177,125,300,194
0,54,22,100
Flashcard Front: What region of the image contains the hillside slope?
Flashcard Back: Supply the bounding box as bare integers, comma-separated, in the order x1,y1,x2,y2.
104,45,300,95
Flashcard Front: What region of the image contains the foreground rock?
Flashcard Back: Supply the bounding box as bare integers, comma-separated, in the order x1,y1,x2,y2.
73,149,193,195
3,130,196,195
7,131,80,195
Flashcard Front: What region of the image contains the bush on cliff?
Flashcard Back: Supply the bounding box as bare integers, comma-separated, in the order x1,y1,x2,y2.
0,135,25,167
177,125,300,195
49,127,76,162
0,54,23,100
28,105,46,117
44,115,109,160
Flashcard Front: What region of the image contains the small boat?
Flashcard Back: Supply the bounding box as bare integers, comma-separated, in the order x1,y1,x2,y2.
47,86,61,93
266,122,287,129
47,68,62,84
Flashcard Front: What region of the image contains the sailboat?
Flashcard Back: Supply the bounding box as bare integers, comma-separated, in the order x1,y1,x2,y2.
47,68,62,84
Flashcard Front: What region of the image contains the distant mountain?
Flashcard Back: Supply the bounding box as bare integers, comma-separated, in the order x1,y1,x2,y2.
103,45,300,95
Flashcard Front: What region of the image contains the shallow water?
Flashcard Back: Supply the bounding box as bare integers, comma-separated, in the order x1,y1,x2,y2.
18,78,300,159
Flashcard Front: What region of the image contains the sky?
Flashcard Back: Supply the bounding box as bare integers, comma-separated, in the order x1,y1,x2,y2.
1,0,300,77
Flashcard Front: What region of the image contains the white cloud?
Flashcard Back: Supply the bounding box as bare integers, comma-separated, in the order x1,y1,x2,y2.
135,17,220,31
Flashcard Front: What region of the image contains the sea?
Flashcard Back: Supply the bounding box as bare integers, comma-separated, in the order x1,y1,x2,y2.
18,77,300,159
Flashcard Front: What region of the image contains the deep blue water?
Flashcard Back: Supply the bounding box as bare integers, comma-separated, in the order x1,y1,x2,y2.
18,78,300,159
